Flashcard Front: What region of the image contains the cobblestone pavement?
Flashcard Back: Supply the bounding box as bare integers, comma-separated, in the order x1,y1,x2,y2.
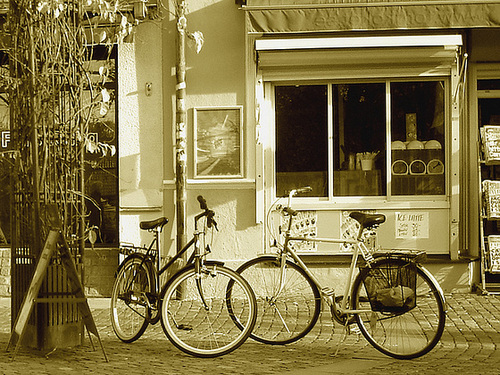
0,294,499,374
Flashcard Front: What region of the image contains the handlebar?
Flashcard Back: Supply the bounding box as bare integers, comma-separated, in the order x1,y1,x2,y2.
196,195,217,230
197,195,208,210
287,186,312,207
270,186,313,217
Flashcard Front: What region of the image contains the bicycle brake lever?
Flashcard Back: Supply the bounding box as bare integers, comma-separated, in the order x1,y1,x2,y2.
207,210,218,231
211,219,218,231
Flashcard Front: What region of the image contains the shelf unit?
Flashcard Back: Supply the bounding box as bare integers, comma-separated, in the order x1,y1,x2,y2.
479,125,500,294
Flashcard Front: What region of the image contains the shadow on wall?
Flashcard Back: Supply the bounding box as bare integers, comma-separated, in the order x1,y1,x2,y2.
192,189,257,232
426,263,471,293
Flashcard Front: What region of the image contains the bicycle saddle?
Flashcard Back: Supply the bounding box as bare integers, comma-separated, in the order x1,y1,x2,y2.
349,212,386,228
140,217,169,230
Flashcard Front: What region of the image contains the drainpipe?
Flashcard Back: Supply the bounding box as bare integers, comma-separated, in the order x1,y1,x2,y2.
175,0,187,255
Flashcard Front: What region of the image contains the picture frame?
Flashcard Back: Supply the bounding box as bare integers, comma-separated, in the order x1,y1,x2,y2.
194,106,243,178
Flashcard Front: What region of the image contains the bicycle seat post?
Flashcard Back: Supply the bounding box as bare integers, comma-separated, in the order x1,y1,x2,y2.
155,226,161,259
150,226,162,289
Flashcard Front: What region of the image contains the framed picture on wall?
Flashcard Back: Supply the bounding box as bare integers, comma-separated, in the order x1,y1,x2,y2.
194,106,243,178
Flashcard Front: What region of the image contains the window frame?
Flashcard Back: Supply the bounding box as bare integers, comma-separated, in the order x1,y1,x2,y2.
265,77,451,210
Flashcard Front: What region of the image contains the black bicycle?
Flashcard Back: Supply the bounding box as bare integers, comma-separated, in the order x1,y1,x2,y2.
110,196,257,357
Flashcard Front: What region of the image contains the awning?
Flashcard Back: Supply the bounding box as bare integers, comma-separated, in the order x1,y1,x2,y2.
255,35,463,51
244,0,500,33
255,35,463,79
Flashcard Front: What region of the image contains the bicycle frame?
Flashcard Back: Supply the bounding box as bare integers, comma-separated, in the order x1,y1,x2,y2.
281,223,373,315
121,208,212,311
156,210,210,282
275,188,376,316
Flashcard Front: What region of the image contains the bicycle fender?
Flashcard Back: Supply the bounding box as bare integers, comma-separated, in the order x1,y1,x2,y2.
115,253,155,281
235,255,280,273
417,263,447,310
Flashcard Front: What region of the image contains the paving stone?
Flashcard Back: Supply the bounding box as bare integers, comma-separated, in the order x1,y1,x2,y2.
0,294,499,374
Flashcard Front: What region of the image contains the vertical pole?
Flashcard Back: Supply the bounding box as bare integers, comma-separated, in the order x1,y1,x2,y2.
175,0,187,255
28,17,41,257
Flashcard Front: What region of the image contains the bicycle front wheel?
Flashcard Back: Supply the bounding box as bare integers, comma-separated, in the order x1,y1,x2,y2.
233,255,321,345
160,263,257,358
110,256,154,343
352,257,446,359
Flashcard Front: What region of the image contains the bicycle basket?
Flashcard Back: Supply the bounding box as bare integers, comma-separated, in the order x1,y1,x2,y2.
362,262,417,313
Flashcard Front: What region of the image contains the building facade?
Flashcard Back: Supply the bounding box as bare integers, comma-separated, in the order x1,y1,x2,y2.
3,0,500,295
129,0,500,294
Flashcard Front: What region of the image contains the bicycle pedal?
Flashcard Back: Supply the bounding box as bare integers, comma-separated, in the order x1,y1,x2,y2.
322,287,335,305
344,323,361,335
349,325,361,335
322,287,335,297
177,324,193,331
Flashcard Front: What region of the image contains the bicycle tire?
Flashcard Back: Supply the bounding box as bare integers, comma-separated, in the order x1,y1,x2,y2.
160,263,257,358
232,255,321,345
110,255,154,343
351,257,446,359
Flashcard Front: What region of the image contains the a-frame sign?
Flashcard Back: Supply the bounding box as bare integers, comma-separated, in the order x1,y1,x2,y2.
6,205,107,361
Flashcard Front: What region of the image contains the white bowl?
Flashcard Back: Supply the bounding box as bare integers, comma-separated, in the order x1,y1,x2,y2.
391,141,406,150
425,140,442,149
407,140,424,150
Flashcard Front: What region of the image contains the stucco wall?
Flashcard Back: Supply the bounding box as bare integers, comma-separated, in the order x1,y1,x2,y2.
118,20,165,248
159,0,260,261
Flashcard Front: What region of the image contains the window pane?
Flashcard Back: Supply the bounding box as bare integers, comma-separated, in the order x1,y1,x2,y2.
83,48,119,245
332,83,386,196
391,81,445,196
478,79,500,91
275,85,327,197
479,98,500,126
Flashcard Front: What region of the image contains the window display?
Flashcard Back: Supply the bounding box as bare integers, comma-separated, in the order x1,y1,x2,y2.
390,81,445,195
274,80,446,198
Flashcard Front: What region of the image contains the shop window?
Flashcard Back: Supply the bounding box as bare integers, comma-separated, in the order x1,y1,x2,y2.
274,80,446,198
83,47,118,245
332,83,386,197
0,48,118,246
477,79,500,91
478,98,500,126
275,85,328,197
391,81,445,196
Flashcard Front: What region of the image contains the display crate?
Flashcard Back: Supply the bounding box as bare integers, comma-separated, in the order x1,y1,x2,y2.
481,126,500,165
483,180,500,219
488,236,500,273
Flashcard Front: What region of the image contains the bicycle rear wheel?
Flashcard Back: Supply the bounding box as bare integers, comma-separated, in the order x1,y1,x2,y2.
232,255,321,345
160,263,256,358
351,257,446,359
110,256,153,343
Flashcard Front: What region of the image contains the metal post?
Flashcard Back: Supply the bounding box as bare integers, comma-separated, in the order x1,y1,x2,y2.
175,0,187,254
